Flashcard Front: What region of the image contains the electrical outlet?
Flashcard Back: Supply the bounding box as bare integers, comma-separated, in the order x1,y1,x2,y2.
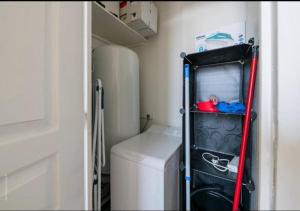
146,111,154,121
146,114,151,120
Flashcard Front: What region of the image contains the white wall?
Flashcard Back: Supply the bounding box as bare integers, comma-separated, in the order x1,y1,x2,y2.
132,1,248,127
258,2,276,209
92,36,109,49
257,2,300,209
275,2,300,209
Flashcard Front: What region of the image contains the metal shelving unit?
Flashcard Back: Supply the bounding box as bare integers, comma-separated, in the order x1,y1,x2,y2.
181,43,257,211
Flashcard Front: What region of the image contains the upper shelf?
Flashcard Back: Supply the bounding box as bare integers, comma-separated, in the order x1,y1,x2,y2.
190,108,245,116
186,44,253,67
92,1,147,46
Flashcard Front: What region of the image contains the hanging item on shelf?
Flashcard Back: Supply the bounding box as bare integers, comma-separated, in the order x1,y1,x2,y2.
202,152,240,174
202,152,229,172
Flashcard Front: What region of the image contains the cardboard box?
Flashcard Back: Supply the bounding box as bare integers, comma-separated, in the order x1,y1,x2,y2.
195,22,246,53
119,1,130,22
119,1,158,38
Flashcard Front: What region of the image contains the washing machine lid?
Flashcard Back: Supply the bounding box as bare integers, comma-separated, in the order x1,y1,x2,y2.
111,124,182,171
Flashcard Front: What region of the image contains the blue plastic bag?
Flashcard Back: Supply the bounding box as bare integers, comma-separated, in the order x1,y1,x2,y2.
216,102,245,114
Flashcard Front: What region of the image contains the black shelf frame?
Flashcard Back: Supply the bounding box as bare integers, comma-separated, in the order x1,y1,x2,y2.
181,43,256,211
190,107,245,116
186,44,252,67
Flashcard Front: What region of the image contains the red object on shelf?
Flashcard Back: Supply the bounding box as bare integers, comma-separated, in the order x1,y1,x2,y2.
196,100,218,112
120,1,127,9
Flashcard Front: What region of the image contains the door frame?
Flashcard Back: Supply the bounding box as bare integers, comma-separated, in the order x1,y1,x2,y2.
258,2,277,210
83,2,92,210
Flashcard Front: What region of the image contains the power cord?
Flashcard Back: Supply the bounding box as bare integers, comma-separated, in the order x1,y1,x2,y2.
202,152,229,172
140,114,152,133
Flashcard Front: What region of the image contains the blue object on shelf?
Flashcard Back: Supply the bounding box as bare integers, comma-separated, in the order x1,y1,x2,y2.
206,32,234,41
216,102,245,114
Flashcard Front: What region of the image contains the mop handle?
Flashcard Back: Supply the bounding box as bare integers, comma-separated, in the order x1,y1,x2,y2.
184,64,191,211
232,46,259,211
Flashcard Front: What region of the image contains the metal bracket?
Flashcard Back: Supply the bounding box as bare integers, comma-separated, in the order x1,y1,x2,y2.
180,161,185,171
245,178,255,192
180,52,192,64
179,108,185,115
248,37,255,46
93,174,98,185
251,111,257,121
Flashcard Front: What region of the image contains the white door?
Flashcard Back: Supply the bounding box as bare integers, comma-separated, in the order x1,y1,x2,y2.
0,2,90,210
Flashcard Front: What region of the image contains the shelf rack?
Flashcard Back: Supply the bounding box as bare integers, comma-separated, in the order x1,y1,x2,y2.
181,43,256,211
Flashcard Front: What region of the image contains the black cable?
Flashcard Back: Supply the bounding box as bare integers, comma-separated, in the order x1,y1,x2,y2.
141,114,152,133
141,119,149,133
191,187,222,197
208,191,244,210
191,187,244,210
207,191,233,205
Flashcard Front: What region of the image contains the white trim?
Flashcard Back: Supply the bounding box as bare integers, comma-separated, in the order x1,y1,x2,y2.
83,1,92,210
258,2,277,210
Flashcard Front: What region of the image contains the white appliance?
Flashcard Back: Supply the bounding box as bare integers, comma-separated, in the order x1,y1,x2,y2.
110,124,182,210
120,1,158,37
93,45,140,174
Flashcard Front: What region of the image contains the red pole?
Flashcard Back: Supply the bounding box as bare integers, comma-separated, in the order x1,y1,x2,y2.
232,46,259,211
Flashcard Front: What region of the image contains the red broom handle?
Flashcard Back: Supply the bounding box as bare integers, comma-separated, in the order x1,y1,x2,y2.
232,46,259,211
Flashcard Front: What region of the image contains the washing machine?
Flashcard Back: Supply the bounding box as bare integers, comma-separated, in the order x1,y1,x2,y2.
110,124,182,210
